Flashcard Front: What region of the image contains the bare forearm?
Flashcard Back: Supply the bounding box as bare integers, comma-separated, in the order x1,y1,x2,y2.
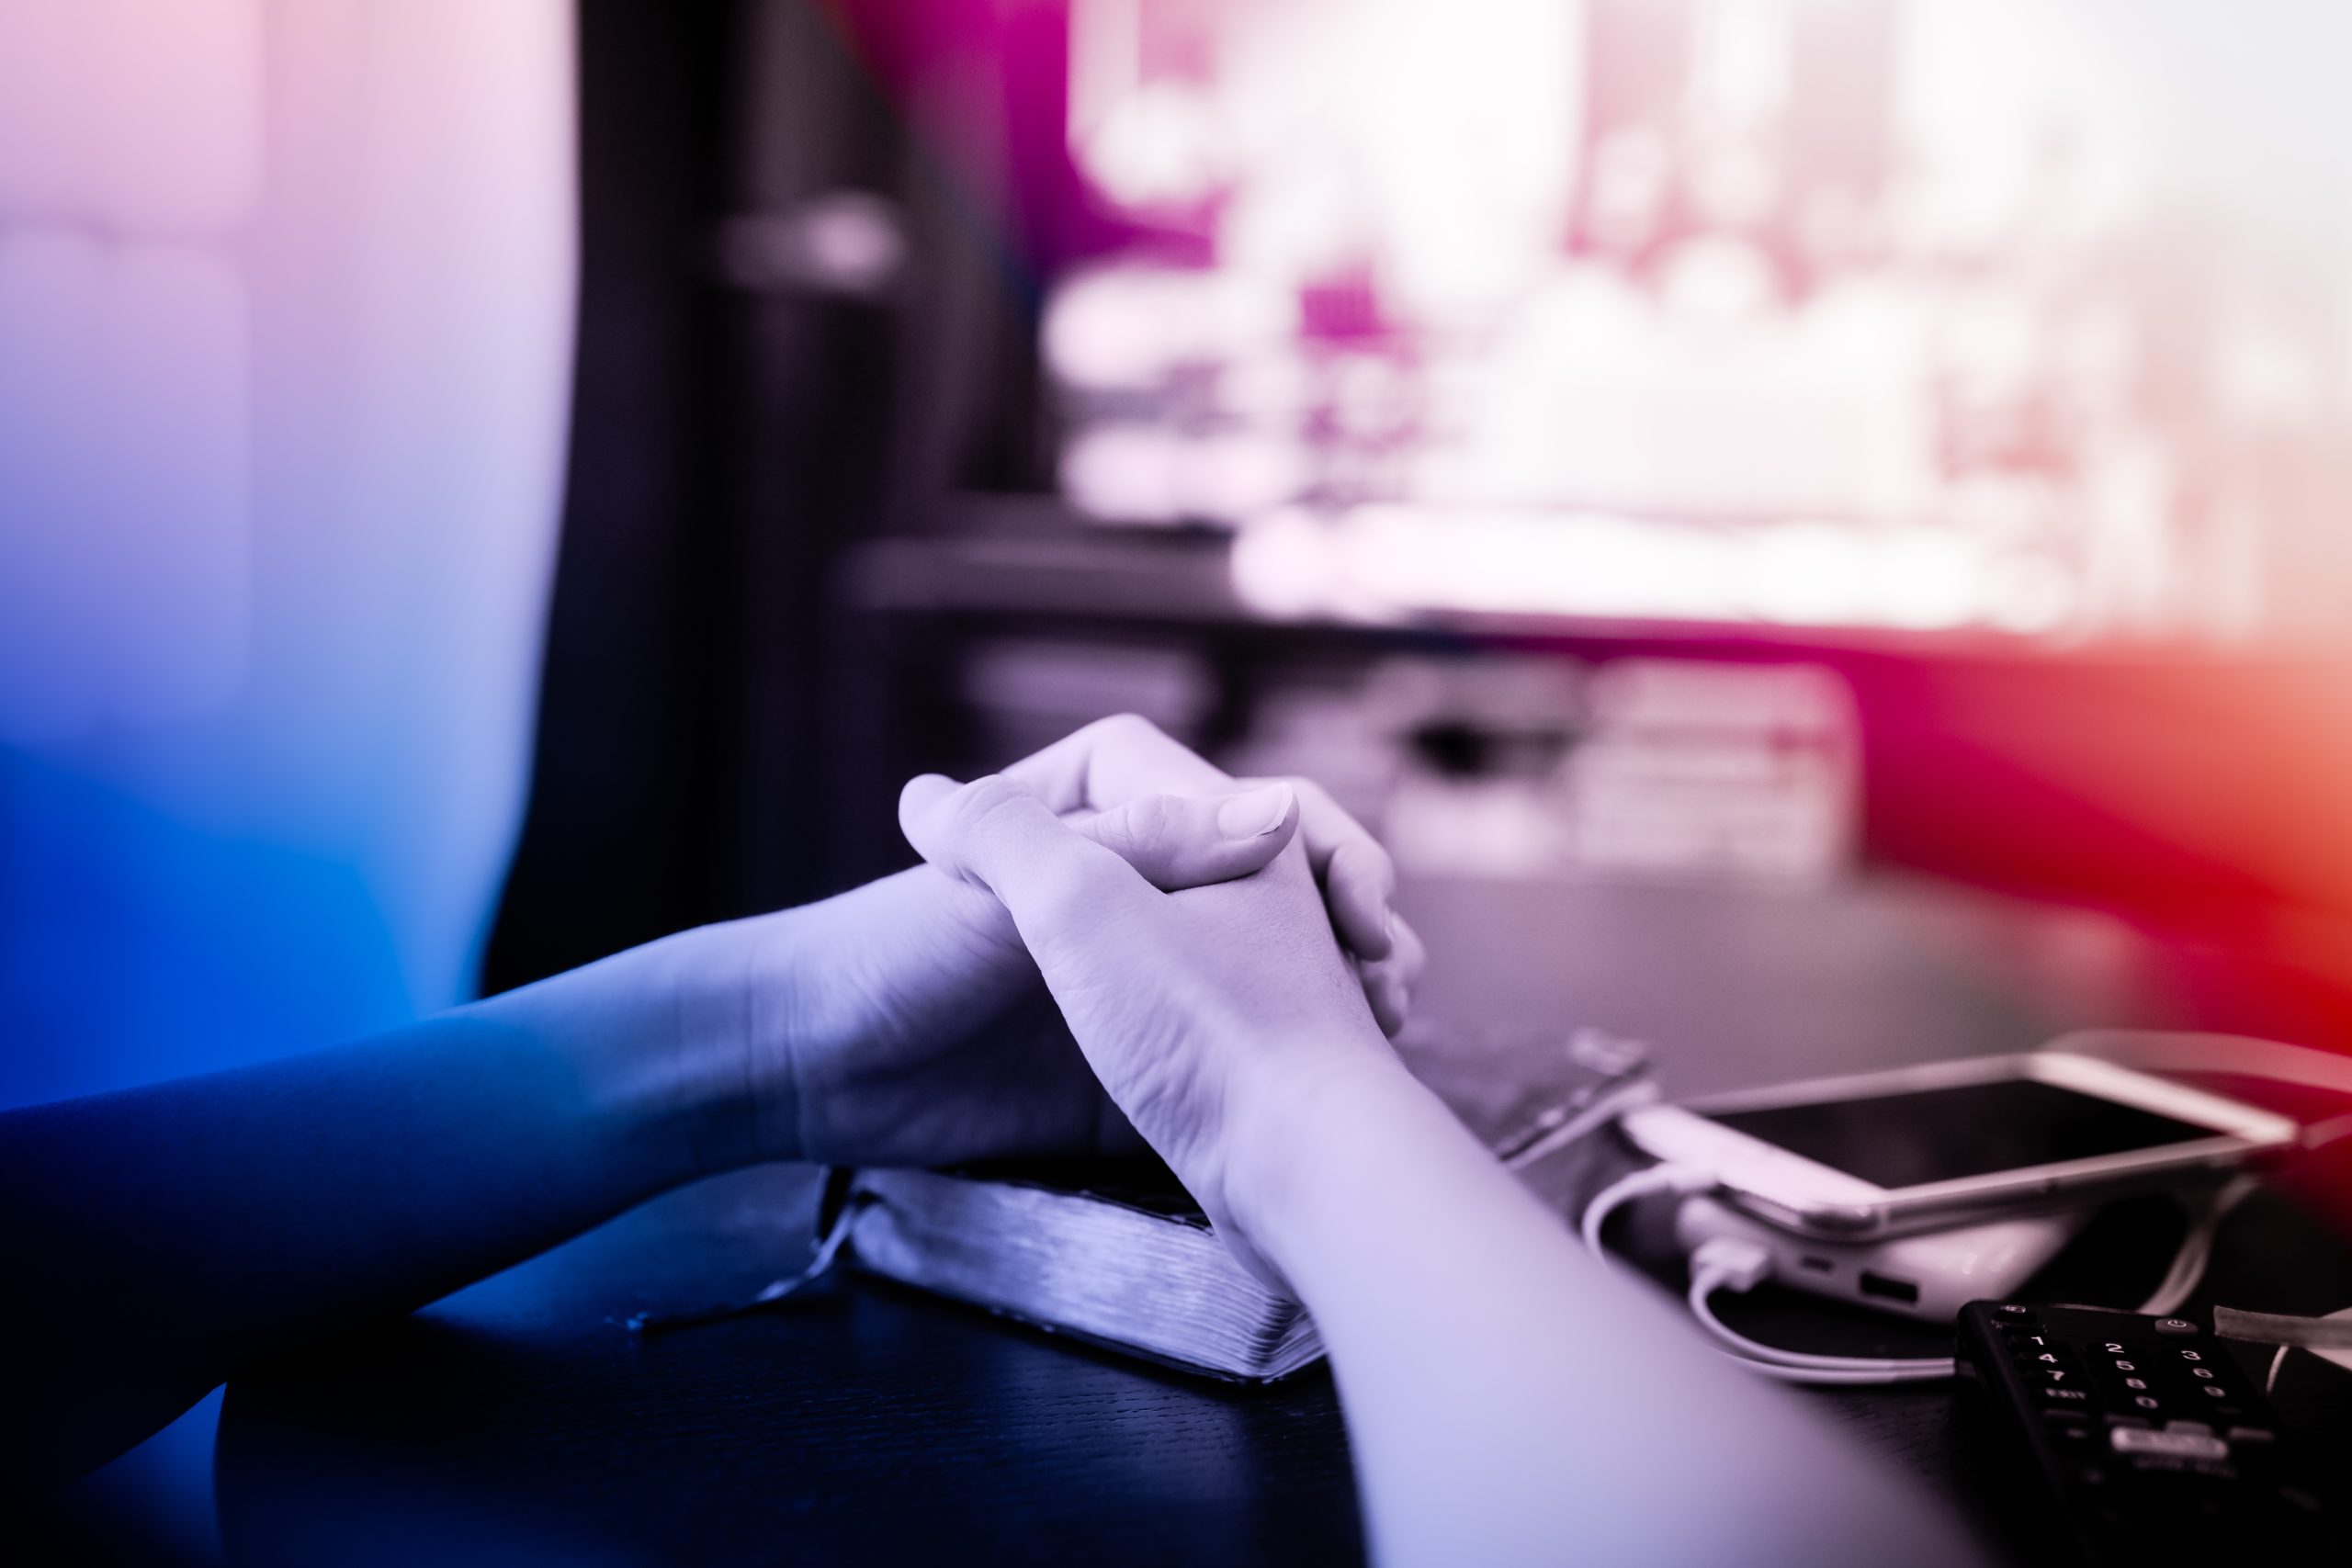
0,919,783,1491
1244,1058,1985,1568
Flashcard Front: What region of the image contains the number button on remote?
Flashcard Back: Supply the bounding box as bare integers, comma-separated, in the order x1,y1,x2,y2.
1960,1303,2337,1560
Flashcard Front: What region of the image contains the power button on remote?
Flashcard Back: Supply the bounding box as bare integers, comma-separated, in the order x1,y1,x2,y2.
2153,1317,2199,1337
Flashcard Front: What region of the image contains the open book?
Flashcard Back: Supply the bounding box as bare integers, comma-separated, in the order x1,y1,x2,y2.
823,1026,1655,1382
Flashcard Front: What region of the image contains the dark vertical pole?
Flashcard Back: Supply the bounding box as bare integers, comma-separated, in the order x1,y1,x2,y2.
483,2,740,991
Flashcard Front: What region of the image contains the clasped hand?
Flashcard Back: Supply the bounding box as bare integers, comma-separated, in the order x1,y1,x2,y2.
736,717,1422,1229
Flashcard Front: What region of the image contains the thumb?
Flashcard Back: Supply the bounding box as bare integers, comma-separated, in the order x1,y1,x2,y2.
899,773,1159,939
1069,784,1298,891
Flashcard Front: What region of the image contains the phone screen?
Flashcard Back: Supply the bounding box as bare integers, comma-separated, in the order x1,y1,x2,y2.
1702,1078,2221,1189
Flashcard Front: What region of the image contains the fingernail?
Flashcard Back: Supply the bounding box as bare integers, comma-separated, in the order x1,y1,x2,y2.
1216,784,1294,839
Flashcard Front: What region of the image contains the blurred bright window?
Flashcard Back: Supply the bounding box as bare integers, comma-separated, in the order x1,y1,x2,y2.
1051,0,2352,646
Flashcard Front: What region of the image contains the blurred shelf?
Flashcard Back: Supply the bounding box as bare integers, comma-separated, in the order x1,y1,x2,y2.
843,497,2352,671
842,498,1244,629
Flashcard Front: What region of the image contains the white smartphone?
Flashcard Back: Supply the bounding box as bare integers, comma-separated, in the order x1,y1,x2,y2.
1620,1051,2299,1241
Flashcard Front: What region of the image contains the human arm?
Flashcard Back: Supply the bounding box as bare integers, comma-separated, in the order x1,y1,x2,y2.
899,776,1990,1566
0,936,752,1494
1,717,1419,1492
0,819,1256,1493
1246,1063,1987,1566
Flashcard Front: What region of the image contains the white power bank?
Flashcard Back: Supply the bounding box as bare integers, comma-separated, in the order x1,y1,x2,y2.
1674,1195,2089,1324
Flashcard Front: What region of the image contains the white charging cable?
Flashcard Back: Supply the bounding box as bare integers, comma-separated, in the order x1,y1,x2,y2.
2052,1031,2352,1099
1684,1239,1960,1384
1577,1162,1717,1259
2133,1175,2257,1317
1578,1164,1950,1382
1679,1183,2250,1386
1583,1165,2256,1385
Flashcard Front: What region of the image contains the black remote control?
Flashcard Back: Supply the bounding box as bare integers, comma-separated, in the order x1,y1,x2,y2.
1956,1301,2336,1562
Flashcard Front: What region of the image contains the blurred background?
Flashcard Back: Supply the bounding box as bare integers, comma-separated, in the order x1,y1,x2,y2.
7,0,2352,1099
8,0,2352,1555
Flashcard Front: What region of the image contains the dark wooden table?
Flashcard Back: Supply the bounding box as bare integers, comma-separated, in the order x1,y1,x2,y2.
216,1164,1357,1566
210,873,2352,1564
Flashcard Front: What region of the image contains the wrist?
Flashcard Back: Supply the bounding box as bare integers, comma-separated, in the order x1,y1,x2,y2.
752,867,1041,1167
691,908,811,1169
1218,1037,1432,1277
473,918,776,1184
